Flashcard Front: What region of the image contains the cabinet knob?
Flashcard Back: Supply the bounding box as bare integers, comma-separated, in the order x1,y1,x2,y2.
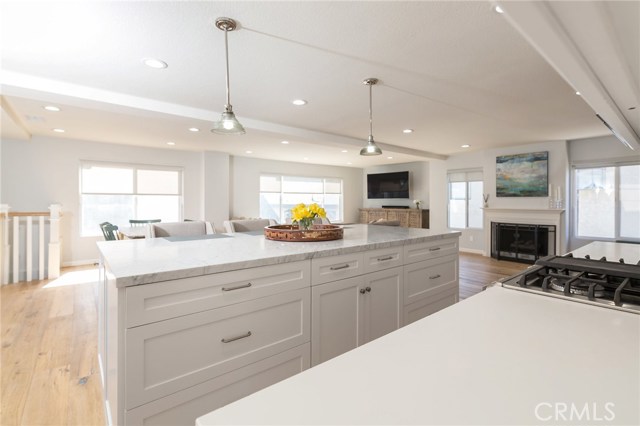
365,286,372,292
359,288,366,294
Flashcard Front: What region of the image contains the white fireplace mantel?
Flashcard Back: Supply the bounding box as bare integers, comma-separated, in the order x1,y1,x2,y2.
482,208,566,257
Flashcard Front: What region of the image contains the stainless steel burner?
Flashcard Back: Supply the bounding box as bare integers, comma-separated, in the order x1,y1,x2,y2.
549,278,605,297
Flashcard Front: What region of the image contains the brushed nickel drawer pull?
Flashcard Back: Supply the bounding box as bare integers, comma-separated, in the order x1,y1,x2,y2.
429,247,441,252
429,274,441,280
330,264,350,271
222,282,252,292
221,331,252,343
377,256,393,261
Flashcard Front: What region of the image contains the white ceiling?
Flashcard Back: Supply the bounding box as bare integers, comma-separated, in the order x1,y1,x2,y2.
1,1,636,168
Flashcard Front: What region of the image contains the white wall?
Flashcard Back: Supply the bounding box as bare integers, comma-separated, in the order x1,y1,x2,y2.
567,135,640,250
442,141,570,253
428,159,448,233
1,137,205,265
230,156,363,223
203,151,230,229
362,161,429,209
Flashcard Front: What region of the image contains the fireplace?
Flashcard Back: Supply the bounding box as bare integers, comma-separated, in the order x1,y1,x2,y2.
491,222,556,264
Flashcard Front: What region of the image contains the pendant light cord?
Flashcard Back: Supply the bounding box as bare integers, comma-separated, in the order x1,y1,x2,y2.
224,28,231,108
368,82,373,139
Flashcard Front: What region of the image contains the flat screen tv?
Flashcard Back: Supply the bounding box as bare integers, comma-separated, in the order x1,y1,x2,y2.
367,171,409,199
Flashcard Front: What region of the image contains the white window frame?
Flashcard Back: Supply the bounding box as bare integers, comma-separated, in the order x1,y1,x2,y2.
571,160,640,242
259,174,344,223
80,161,184,236
447,169,484,230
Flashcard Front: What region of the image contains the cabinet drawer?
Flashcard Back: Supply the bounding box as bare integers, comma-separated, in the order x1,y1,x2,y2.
403,255,458,306
403,287,457,326
363,246,404,274
126,261,310,327
311,252,364,285
403,237,458,264
126,343,310,426
125,288,310,409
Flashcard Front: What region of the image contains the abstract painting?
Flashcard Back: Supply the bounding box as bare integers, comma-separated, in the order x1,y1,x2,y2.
496,151,548,197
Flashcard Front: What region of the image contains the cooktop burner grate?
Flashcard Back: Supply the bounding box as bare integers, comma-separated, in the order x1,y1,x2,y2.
502,254,640,313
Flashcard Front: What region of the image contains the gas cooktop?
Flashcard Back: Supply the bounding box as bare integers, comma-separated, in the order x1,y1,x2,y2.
500,253,640,314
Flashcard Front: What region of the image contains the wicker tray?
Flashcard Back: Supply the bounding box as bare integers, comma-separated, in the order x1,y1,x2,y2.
264,224,344,242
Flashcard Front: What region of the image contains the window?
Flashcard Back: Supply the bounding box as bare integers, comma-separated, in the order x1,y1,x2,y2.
81,162,183,236
574,164,640,240
447,169,483,229
259,175,343,223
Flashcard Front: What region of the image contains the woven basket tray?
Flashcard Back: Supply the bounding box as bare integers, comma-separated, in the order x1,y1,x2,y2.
264,224,344,242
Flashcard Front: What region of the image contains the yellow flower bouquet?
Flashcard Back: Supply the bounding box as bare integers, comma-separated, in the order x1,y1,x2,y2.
290,203,326,230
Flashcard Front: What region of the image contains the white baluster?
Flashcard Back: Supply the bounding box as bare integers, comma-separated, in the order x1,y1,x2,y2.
26,216,33,282
47,204,62,279
39,216,45,280
12,216,19,284
0,204,9,285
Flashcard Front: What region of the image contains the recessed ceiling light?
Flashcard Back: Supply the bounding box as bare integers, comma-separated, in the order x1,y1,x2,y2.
461,144,470,148
167,141,176,145
303,157,309,161
292,99,307,106
341,150,348,153
402,129,413,134
281,140,290,144
494,5,504,14
575,91,581,95
188,127,200,132
43,105,60,112
52,128,65,133
387,156,393,159
142,58,168,69
245,150,253,154
347,162,352,165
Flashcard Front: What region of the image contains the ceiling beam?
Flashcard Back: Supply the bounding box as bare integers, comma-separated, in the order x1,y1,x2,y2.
498,0,640,151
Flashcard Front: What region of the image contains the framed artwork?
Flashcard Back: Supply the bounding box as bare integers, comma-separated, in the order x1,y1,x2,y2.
496,151,548,197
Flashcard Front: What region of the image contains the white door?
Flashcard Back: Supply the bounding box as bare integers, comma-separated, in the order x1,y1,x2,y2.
311,276,364,365
361,267,402,344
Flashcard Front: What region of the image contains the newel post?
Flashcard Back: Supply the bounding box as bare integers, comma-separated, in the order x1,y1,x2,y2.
0,204,9,285
48,204,62,279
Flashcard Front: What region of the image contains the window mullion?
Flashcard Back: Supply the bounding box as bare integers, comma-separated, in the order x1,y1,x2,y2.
615,166,620,239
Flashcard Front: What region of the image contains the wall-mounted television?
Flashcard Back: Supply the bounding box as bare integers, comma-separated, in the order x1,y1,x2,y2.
367,171,410,199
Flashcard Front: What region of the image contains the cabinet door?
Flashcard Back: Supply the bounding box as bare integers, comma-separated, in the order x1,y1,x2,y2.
403,255,458,306
311,276,364,366
397,211,410,227
126,289,309,409
361,267,402,344
359,209,369,224
408,210,422,228
126,343,310,426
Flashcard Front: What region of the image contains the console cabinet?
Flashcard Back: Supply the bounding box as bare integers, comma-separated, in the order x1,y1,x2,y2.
359,208,429,229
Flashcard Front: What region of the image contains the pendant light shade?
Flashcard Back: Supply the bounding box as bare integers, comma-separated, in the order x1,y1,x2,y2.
212,18,245,135
360,78,382,156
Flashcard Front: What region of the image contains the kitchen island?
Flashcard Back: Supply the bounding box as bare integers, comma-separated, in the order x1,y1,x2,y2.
97,224,461,425
197,241,640,426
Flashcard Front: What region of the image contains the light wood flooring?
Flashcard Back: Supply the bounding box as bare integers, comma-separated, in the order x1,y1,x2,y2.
1,253,527,425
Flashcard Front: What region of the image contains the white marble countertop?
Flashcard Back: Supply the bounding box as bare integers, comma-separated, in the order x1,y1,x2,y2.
97,224,460,287
197,284,640,425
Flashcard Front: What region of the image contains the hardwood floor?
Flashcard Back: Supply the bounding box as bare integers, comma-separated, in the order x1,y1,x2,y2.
459,252,528,300
1,265,105,426
0,253,527,425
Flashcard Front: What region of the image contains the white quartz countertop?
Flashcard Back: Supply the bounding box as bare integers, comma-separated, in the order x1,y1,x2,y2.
197,285,640,425
97,224,460,287
569,241,640,263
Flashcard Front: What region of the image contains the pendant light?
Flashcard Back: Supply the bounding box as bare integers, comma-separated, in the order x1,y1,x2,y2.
360,78,382,156
211,17,245,135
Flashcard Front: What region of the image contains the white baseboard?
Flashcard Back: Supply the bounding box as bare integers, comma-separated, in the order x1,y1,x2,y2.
459,248,487,256
62,259,99,267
